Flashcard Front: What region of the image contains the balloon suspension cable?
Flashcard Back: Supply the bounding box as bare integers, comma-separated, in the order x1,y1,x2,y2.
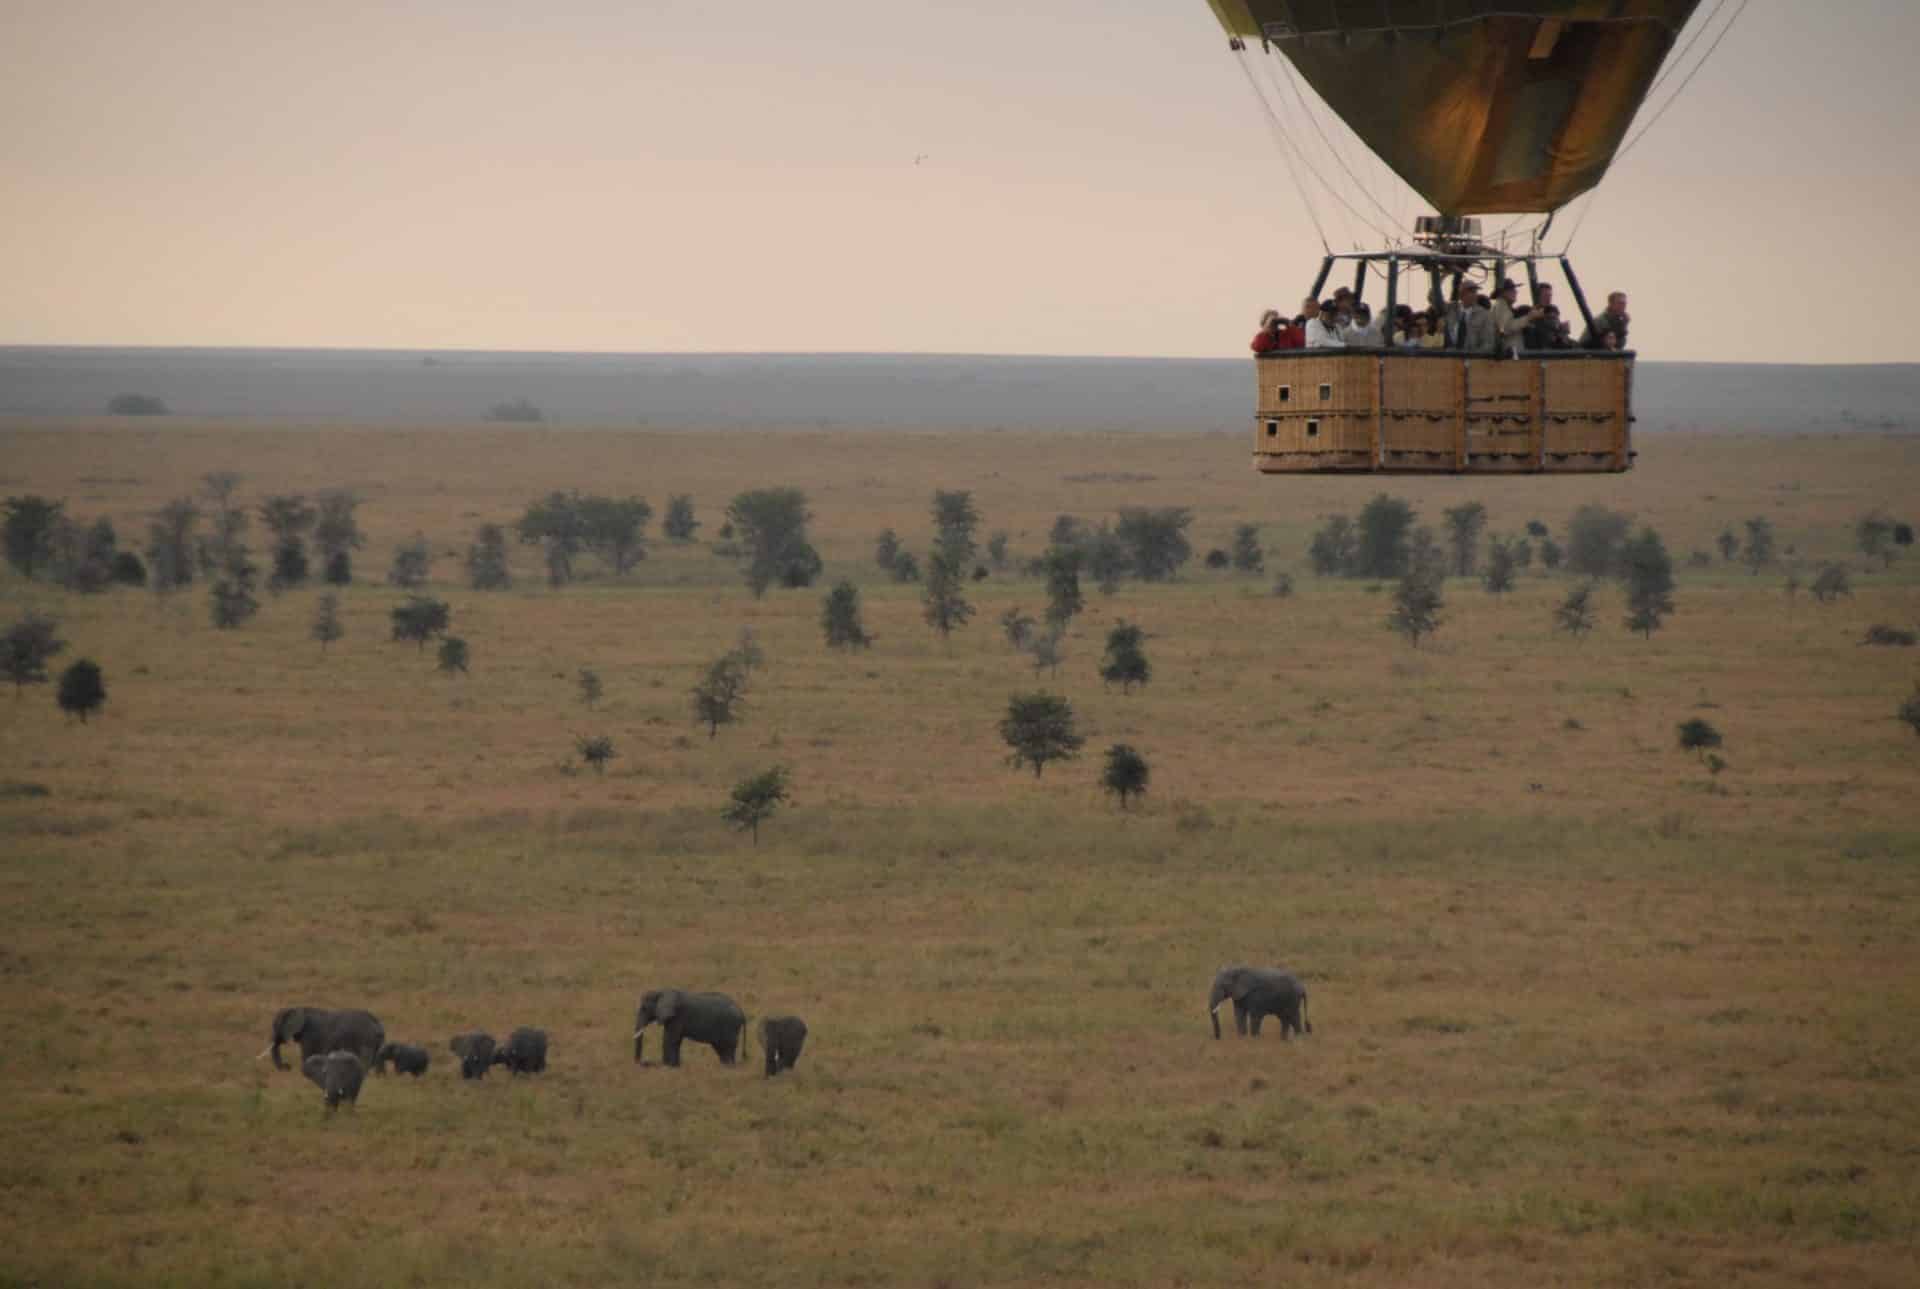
1232,47,1330,253
1562,0,1746,255
1265,54,1405,241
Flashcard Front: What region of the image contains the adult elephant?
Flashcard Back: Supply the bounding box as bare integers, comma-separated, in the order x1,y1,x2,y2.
633,989,746,1067
259,1007,385,1072
1207,966,1311,1040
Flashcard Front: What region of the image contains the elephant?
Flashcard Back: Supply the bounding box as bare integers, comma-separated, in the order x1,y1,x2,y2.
259,1007,385,1073
491,1027,548,1075
633,989,746,1067
758,1015,807,1078
449,1032,498,1079
1208,965,1312,1040
374,1042,430,1077
301,1050,366,1111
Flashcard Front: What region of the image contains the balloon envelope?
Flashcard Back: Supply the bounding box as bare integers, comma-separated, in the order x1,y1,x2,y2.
1210,0,1701,215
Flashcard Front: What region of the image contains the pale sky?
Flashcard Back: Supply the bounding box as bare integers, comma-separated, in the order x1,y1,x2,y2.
3,1,1916,363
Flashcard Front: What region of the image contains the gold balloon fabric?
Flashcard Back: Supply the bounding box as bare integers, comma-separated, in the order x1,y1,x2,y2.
1210,0,1700,215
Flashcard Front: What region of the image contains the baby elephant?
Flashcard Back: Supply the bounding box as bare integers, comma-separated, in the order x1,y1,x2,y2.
301,1050,365,1112
374,1042,430,1077
449,1032,498,1079
758,1015,807,1078
491,1027,548,1076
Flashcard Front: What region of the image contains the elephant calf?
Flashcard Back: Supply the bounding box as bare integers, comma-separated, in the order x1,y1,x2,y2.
301,1050,366,1112
492,1027,548,1075
1208,965,1312,1041
633,989,746,1068
374,1042,430,1077
758,1015,807,1078
449,1032,498,1079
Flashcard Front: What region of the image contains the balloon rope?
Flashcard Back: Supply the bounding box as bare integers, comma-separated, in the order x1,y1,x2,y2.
1233,48,1331,253
1614,0,1749,164
1267,54,1404,238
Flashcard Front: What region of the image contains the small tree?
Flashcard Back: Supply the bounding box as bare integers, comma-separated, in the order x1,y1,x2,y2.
1042,546,1084,630
1554,583,1598,640
1442,501,1488,577
1742,517,1776,575
323,549,353,586
874,528,903,573
2,613,65,693
210,574,259,630
1566,505,1633,578
1204,548,1229,571
663,494,699,541
1115,507,1194,581
3,496,65,580
986,531,1011,571
1783,570,1802,615
728,487,821,597
1525,519,1550,540
388,534,431,589
390,595,451,651
1857,511,1899,568
1676,718,1723,762
1810,564,1852,603
1101,743,1150,810
822,580,873,649
922,551,975,647
889,550,921,584
932,490,981,570
314,490,364,575
111,551,146,587
999,692,1084,778
311,593,344,652
1099,621,1151,693
1899,686,1920,740
1000,607,1036,651
576,734,616,774
1387,567,1443,648
577,667,604,709
1230,524,1265,574
1028,629,1065,678
692,655,748,737
146,497,201,592
487,397,544,423
722,766,791,844
1083,525,1132,594
1484,537,1519,595
1715,527,1740,563
108,393,169,415
1355,495,1416,578
1307,514,1358,577
268,538,310,593
1621,527,1675,639
466,523,512,590
733,626,767,673
436,636,469,675
1539,536,1564,572
56,658,106,723
1271,572,1295,598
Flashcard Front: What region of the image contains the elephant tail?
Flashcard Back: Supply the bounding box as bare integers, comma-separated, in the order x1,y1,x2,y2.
1302,991,1313,1035
740,1015,750,1061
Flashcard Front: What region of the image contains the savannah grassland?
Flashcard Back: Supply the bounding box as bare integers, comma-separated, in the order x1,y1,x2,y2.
1,421,1917,1289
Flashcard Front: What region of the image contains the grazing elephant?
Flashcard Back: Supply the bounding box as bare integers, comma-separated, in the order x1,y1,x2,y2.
374,1042,430,1077
492,1027,548,1075
259,1007,385,1073
758,1015,807,1078
301,1050,366,1111
633,989,746,1067
449,1032,498,1079
1208,965,1312,1040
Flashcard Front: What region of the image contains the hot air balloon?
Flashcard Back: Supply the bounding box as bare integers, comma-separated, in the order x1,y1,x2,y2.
1212,1,1722,475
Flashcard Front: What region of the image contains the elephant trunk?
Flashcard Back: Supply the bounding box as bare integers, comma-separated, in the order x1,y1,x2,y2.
1208,984,1229,1040
264,1036,290,1070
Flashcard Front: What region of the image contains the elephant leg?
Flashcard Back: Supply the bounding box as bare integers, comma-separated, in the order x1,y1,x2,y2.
716,1033,738,1066
1249,1011,1265,1037
1233,1001,1250,1036
662,1025,683,1068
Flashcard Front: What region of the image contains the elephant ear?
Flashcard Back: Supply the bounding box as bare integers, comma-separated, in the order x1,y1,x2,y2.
654,991,682,1024
276,1007,307,1039
1229,974,1258,1002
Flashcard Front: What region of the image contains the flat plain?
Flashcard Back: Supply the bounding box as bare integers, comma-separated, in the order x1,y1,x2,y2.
1,421,1917,1288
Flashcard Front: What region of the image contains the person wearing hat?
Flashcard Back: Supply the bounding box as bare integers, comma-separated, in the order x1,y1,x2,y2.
1250,307,1302,354
1432,279,1497,353
1490,278,1532,358
1580,291,1631,351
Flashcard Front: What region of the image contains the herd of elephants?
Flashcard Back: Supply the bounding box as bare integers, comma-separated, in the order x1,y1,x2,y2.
259,967,1310,1111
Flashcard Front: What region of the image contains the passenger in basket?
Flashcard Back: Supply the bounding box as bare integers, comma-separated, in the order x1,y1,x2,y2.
1250,309,1300,354
1580,292,1630,350
1490,278,1532,357
1524,305,1574,351
1304,299,1346,349
1434,280,1497,353
1342,302,1386,349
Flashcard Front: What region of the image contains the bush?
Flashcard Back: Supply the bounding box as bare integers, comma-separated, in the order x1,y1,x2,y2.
1114,507,1193,582
1230,524,1264,574
1677,718,1723,760
209,575,260,630
1860,624,1918,647
388,534,431,589
1027,629,1065,678
390,596,451,651
1539,536,1564,571
3,495,65,580
999,692,1084,778
1099,622,1151,693
487,397,544,423
2,613,65,692
56,658,106,723
1100,744,1150,810
1621,527,1675,638
1307,515,1357,576
311,593,344,652
1443,502,1488,577
1387,567,1443,648
1742,517,1776,574
1857,511,1900,568
1525,519,1549,539
1900,686,1920,740
663,495,699,541
110,551,146,587
108,394,170,416
1355,495,1416,579
268,538,310,592
1554,583,1598,640
1566,505,1632,577
999,607,1036,652
1810,564,1852,603
822,581,873,650
578,668,604,709
874,529,903,573
1203,548,1229,570
722,766,791,844
576,735,616,774
1716,528,1740,563
987,531,1011,571
1484,537,1519,595
1271,572,1294,598
466,524,512,590
889,550,921,584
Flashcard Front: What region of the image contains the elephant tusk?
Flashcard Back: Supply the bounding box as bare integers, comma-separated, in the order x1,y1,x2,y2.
257,1045,275,1060
633,1029,644,1039
1208,1003,1221,1015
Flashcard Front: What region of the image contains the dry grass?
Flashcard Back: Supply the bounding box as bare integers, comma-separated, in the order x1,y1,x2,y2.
1,422,1917,1287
